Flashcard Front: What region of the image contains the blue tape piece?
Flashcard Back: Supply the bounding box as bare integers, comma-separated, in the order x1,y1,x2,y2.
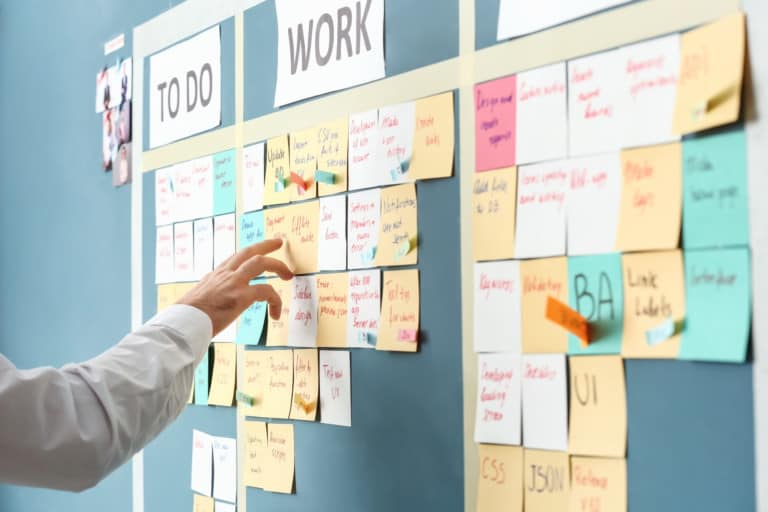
645,317,676,346
362,245,377,264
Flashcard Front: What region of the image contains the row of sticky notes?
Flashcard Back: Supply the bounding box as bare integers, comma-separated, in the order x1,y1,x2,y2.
191,430,237,504
189,343,237,407
241,421,295,494
474,247,751,363
473,126,748,260
476,13,745,172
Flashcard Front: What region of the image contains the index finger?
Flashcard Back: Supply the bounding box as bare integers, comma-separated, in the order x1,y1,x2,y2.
225,238,283,270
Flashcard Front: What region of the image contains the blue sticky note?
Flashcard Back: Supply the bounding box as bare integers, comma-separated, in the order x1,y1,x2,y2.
194,350,210,405
239,210,265,249
679,247,751,362
682,126,749,249
213,149,236,215
567,254,623,355
236,278,268,345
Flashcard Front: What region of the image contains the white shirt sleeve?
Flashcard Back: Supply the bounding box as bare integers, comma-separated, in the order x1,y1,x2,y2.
0,304,212,492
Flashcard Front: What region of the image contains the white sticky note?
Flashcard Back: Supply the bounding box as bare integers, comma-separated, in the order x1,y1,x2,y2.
242,142,265,213
319,350,352,427
318,195,347,271
473,261,522,353
155,225,174,284
155,167,175,226
497,0,630,40
191,429,213,497
514,160,568,258
171,162,195,223
213,213,236,269
377,102,416,184
567,153,622,255
189,155,214,220
618,34,681,148
194,217,214,280
288,276,318,347
173,222,195,282
516,62,568,164
212,436,237,504
347,269,380,348
522,354,568,451
347,189,381,269
215,502,236,512
568,50,623,157
348,110,381,190
474,353,522,445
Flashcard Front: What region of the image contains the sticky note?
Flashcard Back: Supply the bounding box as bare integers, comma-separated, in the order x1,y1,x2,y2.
287,276,318,347
348,110,381,190
157,283,176,313
174,221,195,282
645,317,675,346
567,153,622,255
193,218,214,280
568,254,624,355
316,273,349,348
672,12,746,135
546,296,589,344
475,75,516,172
239,210,265,250
241,350,269,417
347,270,381,349
621,250,686,358
212,436,236,503
475,353,522,445
520,257,569,353
680,247,751,362
242,142,265,213
187,156,215,220
193,494,214,512
682,126,749,249
376,183,418,266
213,149,236,215
191,429,213,496
409,91,455,180
615,143,682,252
317,196,347,271
155,167,175,226
263,423,295,494
262,350,294,419
289,348,319,421
319,350,352,427
523,449,570,511
266,278,292,347
208,343,236,407
515,62,567,165
214,501,235,512
194,350,210,406
522,354,568,451
286,200,319,275
568,355,627,457
263,135,292,206
378,102,416,184
316,117,348,195
377,269,420,352
289,127,318,200
347,189,381,269
474,261,522,353
476,444,523,512
213,213,236,268
618,34,681,148
514,160,568,258
264,205,292,273
243,420,267,488
155,225,174,284
472,166,517,261
569,457,627,512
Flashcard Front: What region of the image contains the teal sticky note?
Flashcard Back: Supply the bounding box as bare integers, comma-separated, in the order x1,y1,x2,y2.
239,210,265,249
567,254,623,355
194,350,210,405
679,247,751,362
213,149,236,215
682,126,749,249
236,278,267,345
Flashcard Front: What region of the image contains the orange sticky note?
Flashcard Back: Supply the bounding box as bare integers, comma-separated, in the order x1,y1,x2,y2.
266,278,292,347
207,343,236,407
289,127,318,201
193,494,214,512
243,420,268,489
524,449,570,511
472,166,517,261
262,423,295,494
262,350,294,419
546,296,589,345
376,183,418,266
477,444,523,512
409,91,455,180
263,135,292,206
241,350,269,417
569,457,627,512
286,200,319,275
289,348,319,421
377,269,420,352
520,257,569,353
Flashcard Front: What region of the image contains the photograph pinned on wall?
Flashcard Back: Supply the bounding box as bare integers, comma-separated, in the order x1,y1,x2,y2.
114,143,132,187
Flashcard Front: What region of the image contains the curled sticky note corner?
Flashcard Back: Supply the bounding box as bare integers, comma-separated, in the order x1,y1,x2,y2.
314,170,335,184
545,296,590,344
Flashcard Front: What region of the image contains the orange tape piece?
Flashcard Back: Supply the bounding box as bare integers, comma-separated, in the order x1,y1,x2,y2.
545,296,590,346
293,392,317,414
290,172,307,190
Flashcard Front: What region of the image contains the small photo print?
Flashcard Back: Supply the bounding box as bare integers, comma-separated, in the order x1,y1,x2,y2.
114,143,132,187
102,108,118,171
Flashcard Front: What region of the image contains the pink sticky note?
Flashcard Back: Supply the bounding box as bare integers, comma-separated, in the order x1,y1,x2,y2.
475,75,517,172
397,329,418,342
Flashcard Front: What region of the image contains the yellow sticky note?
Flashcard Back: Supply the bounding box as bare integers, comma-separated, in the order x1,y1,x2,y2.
377,269,420,352
568,355,627,458
615,143,682,252
621,250,686,358
520,257,569,353
289,127,318,201
472,167,517,261
207,343,237,407
193,494,214,512
266,278,292,347
264,205,292,273
263,135,292,206
524,449,570,511
569,457,627,512
262,350,294,419
316,273,349,348
672,12,745,135
243,420,268,489
263,423,295,494
157,284,176,313
409,91,455,180
376,183,418,266
286,200,319,275
477,444,523,512
289,348,319,421
316,117,349,196
242,350,269,417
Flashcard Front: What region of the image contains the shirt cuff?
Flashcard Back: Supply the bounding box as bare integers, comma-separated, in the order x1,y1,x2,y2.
147,304,213,354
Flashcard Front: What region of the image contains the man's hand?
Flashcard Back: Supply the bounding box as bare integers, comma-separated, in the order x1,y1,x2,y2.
177,238,293,336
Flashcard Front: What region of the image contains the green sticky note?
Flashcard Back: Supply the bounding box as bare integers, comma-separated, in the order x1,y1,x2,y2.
682,126,749,249
213,149,236,215
567,253,623,355
194,350,210,405
680,247,751,363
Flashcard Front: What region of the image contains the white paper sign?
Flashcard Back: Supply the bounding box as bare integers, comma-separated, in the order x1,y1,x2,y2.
189,155,214,220
213,213,236,268
155,167,175,226
347,189,380,269
194,217,214,280
348,110,381,190
242,143,265,213
516,62,568,165
173,222,195,282
288,276,319,347
155,225,174,284
567,153,622,255
522,354,568,451
474,353,522,445
212,436,237,504
497,0,630,40
191,429,213,496
215,502,236,512
318,195,347,270
171,162,195,223
568,49,623,157
618,34,681,148
514,160,568,258
274,0,385,106
149,25,221,148
377,102,416,184
319,350,352,427
347,269,380,348
473,261,522,353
